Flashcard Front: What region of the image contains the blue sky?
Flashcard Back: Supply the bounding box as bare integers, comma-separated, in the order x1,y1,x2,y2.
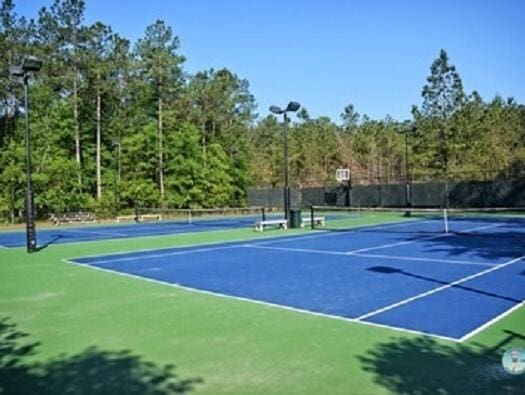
15,0,525,123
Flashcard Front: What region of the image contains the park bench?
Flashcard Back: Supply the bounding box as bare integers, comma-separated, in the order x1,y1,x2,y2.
116,215,136,223
138,214,162,222
51,212,97,225
116,213,162,223
254,219,288,232
300,216,326,228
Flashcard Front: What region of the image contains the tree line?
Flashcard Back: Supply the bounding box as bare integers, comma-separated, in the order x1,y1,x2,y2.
1,0,524,221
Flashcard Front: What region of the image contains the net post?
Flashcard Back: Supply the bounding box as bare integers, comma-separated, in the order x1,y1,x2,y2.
310,206,315,229
443,208,449,233
134,205,139,223
261,207,266,221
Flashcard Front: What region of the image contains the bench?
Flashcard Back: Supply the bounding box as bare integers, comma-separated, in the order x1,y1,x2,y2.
116,214,162,223
254,219,288,232
138,214,162,222
51,212,97,225
116,215,136,223
301,216,326,228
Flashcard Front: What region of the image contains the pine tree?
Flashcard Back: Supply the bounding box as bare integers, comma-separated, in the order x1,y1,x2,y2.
134,20,185,201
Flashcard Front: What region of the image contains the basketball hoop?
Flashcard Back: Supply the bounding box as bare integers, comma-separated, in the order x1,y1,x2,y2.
336,168,350,182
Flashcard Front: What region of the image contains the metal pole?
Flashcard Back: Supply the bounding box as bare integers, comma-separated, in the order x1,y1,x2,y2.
113,144,119,216
347,175,352,207
283,113,290,224
404,130,411,217
24,75,37,252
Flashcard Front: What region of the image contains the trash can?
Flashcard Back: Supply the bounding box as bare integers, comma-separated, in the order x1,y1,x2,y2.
289,208,302,228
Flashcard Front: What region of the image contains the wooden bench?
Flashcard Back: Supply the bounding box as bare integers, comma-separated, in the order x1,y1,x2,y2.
116,215,136,223
254,219,288,232
116,214,162,223
138,214,162,222
51,212,97,225
301,216,326,228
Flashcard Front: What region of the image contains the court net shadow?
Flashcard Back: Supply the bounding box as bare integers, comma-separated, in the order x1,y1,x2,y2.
0,317,203,394
358,332,525,394
368,266,522,304
316,215,525,262
420,228,525,262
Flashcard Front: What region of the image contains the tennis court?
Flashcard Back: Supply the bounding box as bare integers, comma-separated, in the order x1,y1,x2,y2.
0,208,268,248
68,210,525,341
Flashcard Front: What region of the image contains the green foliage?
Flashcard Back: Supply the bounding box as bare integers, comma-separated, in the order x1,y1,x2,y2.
0,2,523,222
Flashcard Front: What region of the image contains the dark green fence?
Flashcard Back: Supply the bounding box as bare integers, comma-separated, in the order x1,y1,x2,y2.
248,178,525,209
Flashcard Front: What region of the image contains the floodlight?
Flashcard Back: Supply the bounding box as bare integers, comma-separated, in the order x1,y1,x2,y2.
269,105,283,114
9,65,24,77
286,101,301,112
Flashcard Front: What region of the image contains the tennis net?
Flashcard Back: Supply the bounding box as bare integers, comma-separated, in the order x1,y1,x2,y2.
135,206,266,228
309,206,525,236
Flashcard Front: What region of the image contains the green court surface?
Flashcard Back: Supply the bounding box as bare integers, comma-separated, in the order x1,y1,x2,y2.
1,213,525,394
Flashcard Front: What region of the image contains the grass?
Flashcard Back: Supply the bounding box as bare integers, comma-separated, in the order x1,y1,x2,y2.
1,214,525,394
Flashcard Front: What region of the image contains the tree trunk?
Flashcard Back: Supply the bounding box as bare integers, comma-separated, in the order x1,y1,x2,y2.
158,96,164,199
4,49,11,133
201,121,206,162
96,90,102,200
73,66,82,187
117,138,121,183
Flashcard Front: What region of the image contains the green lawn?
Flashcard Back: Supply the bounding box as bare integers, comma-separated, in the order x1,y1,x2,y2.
1,220,524,394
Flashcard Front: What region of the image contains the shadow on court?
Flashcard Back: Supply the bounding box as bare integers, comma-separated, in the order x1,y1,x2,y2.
420,229,525,262
0,317,203,394
359,330,525,394
368,266,522,304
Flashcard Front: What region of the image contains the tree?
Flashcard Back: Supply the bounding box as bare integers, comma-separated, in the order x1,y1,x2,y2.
134,20,185,201
82,22,119,200
341,104,360,132
0,0,28,139
37,0,86,186
413,49,465,175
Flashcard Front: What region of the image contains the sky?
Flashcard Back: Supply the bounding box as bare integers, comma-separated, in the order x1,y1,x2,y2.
14,0,525,123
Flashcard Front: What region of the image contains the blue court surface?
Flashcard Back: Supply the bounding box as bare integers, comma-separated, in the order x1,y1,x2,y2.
0,215,266,248
69,216,525,341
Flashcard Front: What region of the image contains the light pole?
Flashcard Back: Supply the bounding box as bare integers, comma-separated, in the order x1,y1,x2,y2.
10,56,43,253
269,101,301,225
403,125,415,217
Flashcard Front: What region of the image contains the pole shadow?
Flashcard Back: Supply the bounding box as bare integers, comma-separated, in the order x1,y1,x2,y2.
35,235,63,252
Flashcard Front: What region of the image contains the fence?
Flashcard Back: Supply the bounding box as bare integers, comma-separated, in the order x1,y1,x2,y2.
248,178,525,209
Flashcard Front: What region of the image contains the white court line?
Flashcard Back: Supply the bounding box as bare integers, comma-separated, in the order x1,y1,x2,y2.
65,216,433,261
459,300,525,342
245,244,495,267
244,244,349,256
356,254,525,321
346,223,502,254
349,252,497,267
83,244,244,265
63,258,460,343
61,228,129,237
